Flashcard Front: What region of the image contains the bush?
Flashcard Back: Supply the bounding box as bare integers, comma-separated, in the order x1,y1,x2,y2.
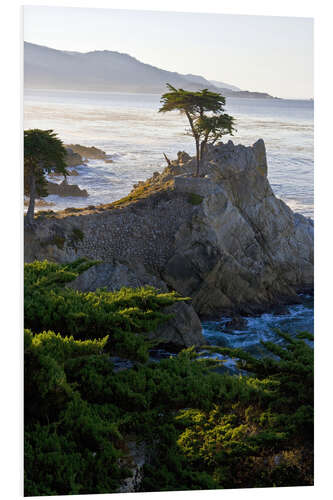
24,259,314,495
24,259,184,361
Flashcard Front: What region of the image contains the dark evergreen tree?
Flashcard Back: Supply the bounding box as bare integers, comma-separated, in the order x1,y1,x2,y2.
24,129,68,224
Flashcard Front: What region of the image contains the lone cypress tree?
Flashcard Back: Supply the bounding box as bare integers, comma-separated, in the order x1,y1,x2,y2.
24,129,68,224
159,84,235,176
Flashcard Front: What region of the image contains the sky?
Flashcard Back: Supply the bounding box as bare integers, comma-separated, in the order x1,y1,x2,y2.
23,6,313,99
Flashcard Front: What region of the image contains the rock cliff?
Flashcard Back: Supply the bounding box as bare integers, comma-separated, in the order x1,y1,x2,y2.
25,139,313,322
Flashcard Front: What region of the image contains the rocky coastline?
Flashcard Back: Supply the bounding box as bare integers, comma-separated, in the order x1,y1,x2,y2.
24,139,314,348
33,145,113,202
46,179,89,197
66,144,114,163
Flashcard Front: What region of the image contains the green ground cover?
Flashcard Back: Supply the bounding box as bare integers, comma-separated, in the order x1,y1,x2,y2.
24,259,314,495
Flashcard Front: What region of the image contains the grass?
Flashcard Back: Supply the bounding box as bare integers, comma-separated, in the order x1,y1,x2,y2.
32,171,190,221
106,179,174,209
52,177,174,217
35,210,56,218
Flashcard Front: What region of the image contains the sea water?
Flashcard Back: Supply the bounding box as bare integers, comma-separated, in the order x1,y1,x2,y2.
202,294,313,362
24,89,313,218
24,89,314,349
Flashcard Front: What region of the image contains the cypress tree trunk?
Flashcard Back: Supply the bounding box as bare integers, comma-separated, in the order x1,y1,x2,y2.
184,111,200,177
26,174,36,225
195,140,200,176
200,141,206,168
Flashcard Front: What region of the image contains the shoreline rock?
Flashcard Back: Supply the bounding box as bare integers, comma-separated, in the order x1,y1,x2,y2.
65,147,87,167
66,144,113,163
225,315,247,331
46,179,88,197
147,301,204,348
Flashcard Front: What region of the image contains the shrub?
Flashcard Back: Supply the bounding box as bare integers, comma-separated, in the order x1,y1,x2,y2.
24,259,184,361
24,259,314,494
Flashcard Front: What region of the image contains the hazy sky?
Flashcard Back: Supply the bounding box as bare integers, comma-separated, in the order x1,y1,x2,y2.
24,6,313,99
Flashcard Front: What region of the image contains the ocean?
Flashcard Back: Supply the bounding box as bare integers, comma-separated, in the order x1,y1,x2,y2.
24,89,314,352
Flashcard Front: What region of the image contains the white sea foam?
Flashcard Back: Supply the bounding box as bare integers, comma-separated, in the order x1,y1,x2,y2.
203,296,314,357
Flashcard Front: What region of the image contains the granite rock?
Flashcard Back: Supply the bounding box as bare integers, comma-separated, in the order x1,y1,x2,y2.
25,139,313,320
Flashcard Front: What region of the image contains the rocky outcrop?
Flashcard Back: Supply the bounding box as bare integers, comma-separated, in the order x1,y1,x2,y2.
66,144,113,163
177,151,192,164
117,436,147,493
46,179,88,197
162,139,314,314
25,139,313,319
65,144,113,166
147,302,204,348
67,260,167,292
65,147,86,167
225,316,247,331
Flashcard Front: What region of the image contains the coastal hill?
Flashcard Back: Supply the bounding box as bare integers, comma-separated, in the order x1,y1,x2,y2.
183,74,241,92
24,42,275,98
25,138,313,347
208,78,241,92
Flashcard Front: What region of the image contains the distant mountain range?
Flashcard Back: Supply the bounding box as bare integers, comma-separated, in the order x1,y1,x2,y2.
24,42,276,99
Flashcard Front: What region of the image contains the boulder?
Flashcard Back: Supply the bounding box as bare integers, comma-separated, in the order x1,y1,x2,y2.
65,147,86,167
225,315,247,331
46,179,88,197
147,301,205,348
177,151,191,164
68,169,79,176
67,261,167,292
66,144,113,162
